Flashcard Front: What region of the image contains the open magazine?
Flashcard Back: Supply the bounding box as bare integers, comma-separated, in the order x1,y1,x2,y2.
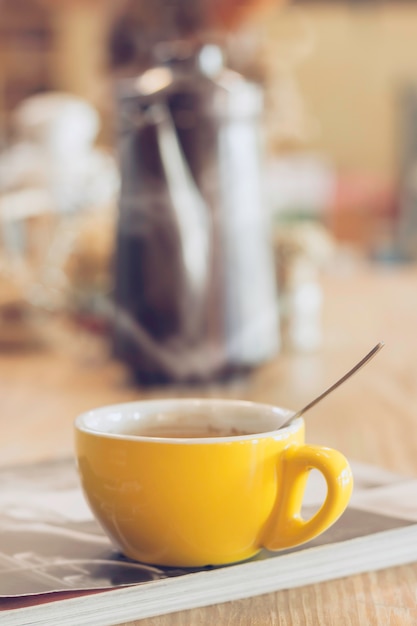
1,458,417,626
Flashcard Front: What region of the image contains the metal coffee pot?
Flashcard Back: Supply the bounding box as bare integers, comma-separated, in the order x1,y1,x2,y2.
113,44,279,384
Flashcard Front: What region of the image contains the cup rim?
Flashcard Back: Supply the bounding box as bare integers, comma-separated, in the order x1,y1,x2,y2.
74,398,303,444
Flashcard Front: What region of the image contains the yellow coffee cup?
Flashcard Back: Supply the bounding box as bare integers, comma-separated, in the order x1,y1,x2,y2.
74,398,353,568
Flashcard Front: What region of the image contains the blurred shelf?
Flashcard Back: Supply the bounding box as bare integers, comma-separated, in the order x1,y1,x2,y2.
0,0,55,132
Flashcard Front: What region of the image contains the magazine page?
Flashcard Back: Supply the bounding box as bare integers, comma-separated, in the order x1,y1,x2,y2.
0,458,414,601
350,479,417,521
0,460,191,598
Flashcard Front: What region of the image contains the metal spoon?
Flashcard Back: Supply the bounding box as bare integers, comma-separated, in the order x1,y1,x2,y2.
279,341,385,429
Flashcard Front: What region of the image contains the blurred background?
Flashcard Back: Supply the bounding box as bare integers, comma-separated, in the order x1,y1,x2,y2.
0,0,416,385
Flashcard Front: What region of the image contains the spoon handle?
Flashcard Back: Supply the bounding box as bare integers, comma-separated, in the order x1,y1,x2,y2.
281,341,385,428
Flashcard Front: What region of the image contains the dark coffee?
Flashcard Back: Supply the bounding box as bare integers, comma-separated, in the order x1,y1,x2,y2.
128,424,252,439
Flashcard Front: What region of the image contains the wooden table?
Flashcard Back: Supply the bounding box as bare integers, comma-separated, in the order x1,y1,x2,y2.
2,261,417,624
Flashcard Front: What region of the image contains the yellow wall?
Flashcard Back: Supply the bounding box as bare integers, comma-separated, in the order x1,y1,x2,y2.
264,3,417,178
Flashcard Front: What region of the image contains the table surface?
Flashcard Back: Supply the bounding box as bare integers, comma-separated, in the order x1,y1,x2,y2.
2,261,417,625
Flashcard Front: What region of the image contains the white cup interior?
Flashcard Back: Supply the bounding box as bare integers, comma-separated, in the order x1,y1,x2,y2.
75,399,302,442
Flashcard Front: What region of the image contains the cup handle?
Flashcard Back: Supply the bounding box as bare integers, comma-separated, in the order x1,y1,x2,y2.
262,444,353,551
